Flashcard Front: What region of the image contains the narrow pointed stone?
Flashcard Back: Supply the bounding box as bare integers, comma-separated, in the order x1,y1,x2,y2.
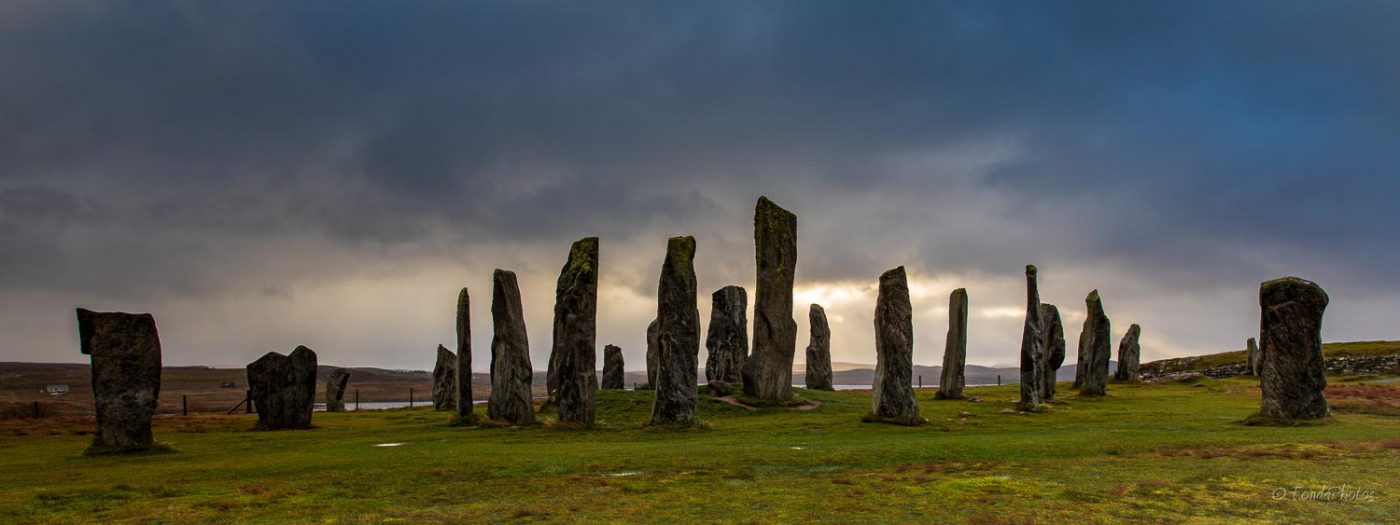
1258,277,1330,420
432,344,456,411
1038,303,1066,400
247,346,317,430
552,237,599,425
937,289,968,400
76,309,162,453
1018,265,1045,410
602,345,625,390
1078,290,1112,396
1114,324,1142,382
705,286,748,384
804,304,833,390
488,269,536,425
1245,337,1260,377
641,319,659,389
868,267,923,425
650,236,700,426
325,367,350,413
743,196,798,402
454,287,473,418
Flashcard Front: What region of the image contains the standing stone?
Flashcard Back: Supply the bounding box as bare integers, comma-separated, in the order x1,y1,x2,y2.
867,267,923,425
651,236,700,426
602,345,625,390
247,346,318,430
1258,277,1330,420
432,344,457,411
552,237,600,425
1018,265,1045,410
805,304,833,390
1245,337,1260,377
639,319,660,390
76,309,162,453
743,196,798,402
1078,290,1112,396
1114,324,1142,382
488,269,536,425
1038,303,1066,400
325,367,350,413
936,289,968,400
705,286,748,384
454,287,474,419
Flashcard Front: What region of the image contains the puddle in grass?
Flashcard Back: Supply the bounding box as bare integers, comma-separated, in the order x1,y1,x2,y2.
375,443,405,447
606,471,643,477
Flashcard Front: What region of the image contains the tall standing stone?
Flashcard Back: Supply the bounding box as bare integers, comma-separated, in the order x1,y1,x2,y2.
641,319,659,389
552,237,600,425
1258,277,1330,420
705,286,748,384
455,287,473,418
488,269,536,425
805,304,833,390
1018,265,1045,410
76,309,162,453
1078,290,1112,396
432,344,457,411
937,289,968,400
1038,303,1066,400
867,267,923,425
1245,337,1260,377
1114,324,1142,382
602,345,625,390
247,346,318,430
325,367,350,413
743,196,798,402
651,236,700,426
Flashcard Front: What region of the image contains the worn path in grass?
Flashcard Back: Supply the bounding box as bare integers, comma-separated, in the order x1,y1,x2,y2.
1,377,1397,523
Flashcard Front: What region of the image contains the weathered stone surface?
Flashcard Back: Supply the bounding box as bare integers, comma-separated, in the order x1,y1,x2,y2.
1077,290,1112,396
805,304,834,390
743,196,798,402
432,344,456,411
937,289,968,400
1115,324,1142,382
247,346,317,430
1259,277,1330,420
1018,265,1045,410
639,318,659,390
651,236,701,426
488,269,536,425
707,380,734,397
1245,337,1260,377
552,237,599,425
705,286,748,384
1039,303,1066,400
455,287,473,418
602,345,625,390
76,309,162,453
868,267,923,425
325,367,350,413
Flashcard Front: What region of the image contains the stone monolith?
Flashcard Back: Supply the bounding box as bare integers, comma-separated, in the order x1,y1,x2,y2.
868,267,923,425
650,236,700,426
602,345,625,390
1245,337,1260,377
1018,265,1045,410
432,344,456,411
488,269,536,425
455,287,474,418
552,237,600,425
1039,303,1066,400
326,367,350,413
1114,324,1142,382
1078,290,1111,396
743,196,798,402
705,286,748,384
248,346,318,430
76,308,162,453
805,304,833,390
937,289,968,400
1258,277,1330,420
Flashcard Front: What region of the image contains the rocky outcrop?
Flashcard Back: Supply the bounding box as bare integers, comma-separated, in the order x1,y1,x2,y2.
1245,337,1259,377
1077,290,1112,396
743,196,798,402
248,346,318,430
1259,277,1330,420
1018,265,1045,410
705,286,748,384
650,236,700,426
488,269,536,425
602,345,625,390
325,367,350,413
868,267,923,425
937,289,968,400
455,287,474,418
1114,324,1142,382
1144,353,1400,381
805,304,834,390
433,345,457,411
551,237,600,425
1039,303,1066,400
76,309,162,453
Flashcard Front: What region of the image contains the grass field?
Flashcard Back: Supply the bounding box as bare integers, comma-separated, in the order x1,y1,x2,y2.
1,378,1397,524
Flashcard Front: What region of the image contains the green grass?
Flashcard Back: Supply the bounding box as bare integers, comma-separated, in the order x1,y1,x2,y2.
2,378,1398,524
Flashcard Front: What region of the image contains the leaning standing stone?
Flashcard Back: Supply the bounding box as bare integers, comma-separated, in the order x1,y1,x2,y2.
651,236,701,426
1245,337,1260,377
432,344,457,411
867,267,923,425
705,285,748,385
805,304,834,390
326,367,350,413
743,196,798,402
76,308,162,453
602,345,625,390
488,269,536,425
247,346,318,430
640,318,660,390
937,289,968,400
1258,277,1330,420
1078,290,1112,396
1018,265,1045,410
1114,324,1142,382
1038,303,1066,400
552,237,600,425
455,287,474,419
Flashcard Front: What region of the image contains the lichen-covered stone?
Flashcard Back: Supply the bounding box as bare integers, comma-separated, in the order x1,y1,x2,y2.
1077,290,1112,396
248,346,317,430
804,304,834,390
488,269,536,425
743,196,798,402
937,289,968,400
454,287,474,418
705,286,748,384
1114,324,1142,382
602,345,625,390
76,308,162,453
325,367,350,413
551,237,599,425
868,267,923,425
1038,303,1066,400
638,318,659,390
651,236,700,426
1259,277,1330,420
432,344,456,411
1245,337,1260,377
1018,265,1045,410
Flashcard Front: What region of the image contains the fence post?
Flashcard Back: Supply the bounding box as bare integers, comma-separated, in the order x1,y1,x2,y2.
246,389,253,414
997,374,1001,386
182,395,188,416
33,401,39,419
918,375,922,389
409,387,414,408
355,389,360,411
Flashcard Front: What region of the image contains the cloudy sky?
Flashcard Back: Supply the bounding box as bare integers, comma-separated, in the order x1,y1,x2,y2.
3,1,1398,372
